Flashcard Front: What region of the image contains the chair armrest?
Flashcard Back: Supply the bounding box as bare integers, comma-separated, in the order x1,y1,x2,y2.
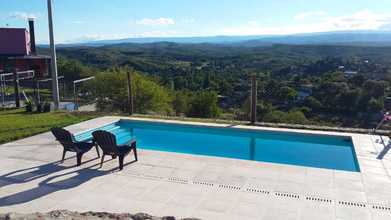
124,139,136,147
76,136,94,143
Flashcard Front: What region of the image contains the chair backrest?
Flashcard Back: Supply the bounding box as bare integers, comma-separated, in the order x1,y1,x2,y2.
51,127,76,150
92,130,119,155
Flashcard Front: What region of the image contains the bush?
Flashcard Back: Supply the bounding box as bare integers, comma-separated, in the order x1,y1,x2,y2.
43,102,51,112
172,91,190,116
25,100,33,113
186,91,221,118
303,96,322,112
263,110,285,123
282,110,308,124
263,110,308,124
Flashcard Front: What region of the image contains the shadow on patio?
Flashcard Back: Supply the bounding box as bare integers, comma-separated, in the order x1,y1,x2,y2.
376,136,391,160
0,157,136,206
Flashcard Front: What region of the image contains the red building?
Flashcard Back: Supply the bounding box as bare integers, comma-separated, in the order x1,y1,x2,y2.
0,19,50,78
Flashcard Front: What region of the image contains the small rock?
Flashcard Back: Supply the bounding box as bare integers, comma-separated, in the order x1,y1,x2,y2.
132,213,153,220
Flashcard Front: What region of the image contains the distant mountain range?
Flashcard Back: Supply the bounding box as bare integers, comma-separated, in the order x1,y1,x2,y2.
56,31,391,47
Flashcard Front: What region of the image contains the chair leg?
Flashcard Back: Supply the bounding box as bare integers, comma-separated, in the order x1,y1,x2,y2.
95,145,100,158
118,155,124,170
100,154,105,168
61,150,66,163
133,147,138,161
76,152,83,166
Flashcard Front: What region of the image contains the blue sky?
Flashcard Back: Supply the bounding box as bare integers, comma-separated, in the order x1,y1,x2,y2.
2,0,391,43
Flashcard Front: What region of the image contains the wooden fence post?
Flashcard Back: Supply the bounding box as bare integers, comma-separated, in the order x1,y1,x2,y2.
250,74,257,124
127,69,134,115
13,69,20,108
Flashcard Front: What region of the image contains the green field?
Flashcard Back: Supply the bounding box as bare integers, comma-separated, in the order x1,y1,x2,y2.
0,108,101,144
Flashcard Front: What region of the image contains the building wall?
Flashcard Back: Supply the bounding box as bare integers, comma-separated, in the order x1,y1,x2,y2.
0,28,30,56
0,58,49,78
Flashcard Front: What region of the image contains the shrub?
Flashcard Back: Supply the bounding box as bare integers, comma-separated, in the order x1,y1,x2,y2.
282,110,308,124
43,102,51,112
263,110,308,124
25,100,33,113
186,91,221,118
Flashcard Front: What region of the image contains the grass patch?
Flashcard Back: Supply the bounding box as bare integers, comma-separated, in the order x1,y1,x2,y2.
0,108,101,144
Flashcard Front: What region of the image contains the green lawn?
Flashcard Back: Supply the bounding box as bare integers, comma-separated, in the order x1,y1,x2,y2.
0,109,101,144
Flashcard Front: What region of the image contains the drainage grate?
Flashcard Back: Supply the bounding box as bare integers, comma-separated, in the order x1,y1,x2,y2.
245,187,270,195
218,184,241,191
192,180,214,187
372,204,391,211
126,172,391,214
338,201,366,208
275,192,300,199
142,174,164,180
167,177,189,184
305,195,333,204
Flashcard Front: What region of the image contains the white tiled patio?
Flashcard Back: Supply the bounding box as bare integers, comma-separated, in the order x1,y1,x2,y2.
1,117,391,220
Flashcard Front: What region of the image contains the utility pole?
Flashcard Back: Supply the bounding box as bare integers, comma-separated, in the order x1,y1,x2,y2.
127,69,134,115
47,0,60,110
250,74,257,124
13,69,20,108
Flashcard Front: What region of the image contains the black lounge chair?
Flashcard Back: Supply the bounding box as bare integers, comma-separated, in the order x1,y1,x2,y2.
92,130,137,170
51,127,100,166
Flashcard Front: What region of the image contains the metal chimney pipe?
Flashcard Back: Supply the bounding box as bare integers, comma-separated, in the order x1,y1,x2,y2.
28,18,36,55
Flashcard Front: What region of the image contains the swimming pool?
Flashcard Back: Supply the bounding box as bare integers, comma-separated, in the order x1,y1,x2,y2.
75,120,360,172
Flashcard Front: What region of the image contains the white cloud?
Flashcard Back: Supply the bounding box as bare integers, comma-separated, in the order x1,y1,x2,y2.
135,17,175,26
9,11,38,20
220,10,391,36
294,11,327,20
64,34,128,43
327,10,391,30
65,31,179,43
134,30,178,37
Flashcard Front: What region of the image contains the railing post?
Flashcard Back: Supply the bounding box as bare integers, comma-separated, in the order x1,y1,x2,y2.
250,73,257,124
73,82,78,110
127,69,134,115
13,69,20,108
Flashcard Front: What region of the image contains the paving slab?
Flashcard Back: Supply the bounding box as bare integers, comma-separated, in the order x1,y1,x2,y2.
1,116,391,220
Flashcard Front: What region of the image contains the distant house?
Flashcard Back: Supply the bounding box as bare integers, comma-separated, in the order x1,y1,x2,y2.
344,70,358,78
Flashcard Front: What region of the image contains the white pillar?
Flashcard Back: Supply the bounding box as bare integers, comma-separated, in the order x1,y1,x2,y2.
47,0,60,109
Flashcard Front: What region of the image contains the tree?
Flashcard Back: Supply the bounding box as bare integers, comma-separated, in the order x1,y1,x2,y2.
278,86,298,105
367,97,384,113
187,91,221,118
349,74,366,87
336,89,361,113
303,96,322,112
93,68,172,114
57,57,92,83
172,91,190,116
363,80,387,98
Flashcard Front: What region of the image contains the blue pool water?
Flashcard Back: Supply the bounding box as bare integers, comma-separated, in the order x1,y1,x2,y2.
76,120,360,172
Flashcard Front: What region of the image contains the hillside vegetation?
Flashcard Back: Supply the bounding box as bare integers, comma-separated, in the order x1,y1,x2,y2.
39,43,391,129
